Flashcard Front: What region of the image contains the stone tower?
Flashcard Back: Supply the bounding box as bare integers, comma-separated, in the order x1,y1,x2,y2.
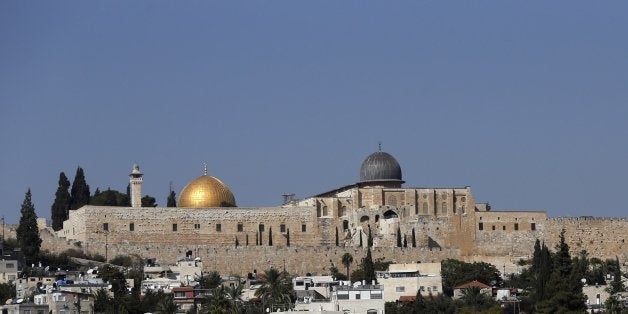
129,164,143,208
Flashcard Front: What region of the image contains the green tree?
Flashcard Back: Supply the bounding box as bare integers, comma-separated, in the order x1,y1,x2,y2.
254,268,294,311
93,288,111,313
167,189,177,207
536,229,586,313
202,286,231,314
69,166,90,210
609,256,626,294
198,271,222,289
0,282,16,305
97,264,128,299
141,195,157,207
335,227,339,246
268,227,273,246
51,172,71,231
396,227,402,247
441,259,501,297
411,228,416,248
363,247,376,284
90,188,130,206
459,286,497,312
16,189,42,266
342,253,354,282
155,294,178,314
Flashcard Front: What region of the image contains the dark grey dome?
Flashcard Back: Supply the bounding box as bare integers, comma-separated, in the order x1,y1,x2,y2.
359,151,403,183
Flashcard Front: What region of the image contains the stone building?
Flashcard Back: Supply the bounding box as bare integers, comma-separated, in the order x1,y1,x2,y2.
51,149,627,275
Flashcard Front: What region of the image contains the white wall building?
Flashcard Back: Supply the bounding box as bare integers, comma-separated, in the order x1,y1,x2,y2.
377,262,443,302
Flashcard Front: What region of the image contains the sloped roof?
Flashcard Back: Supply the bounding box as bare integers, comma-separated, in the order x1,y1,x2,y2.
454,280,491,289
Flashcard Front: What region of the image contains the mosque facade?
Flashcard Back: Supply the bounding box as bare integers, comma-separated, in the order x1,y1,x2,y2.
53,150,627,275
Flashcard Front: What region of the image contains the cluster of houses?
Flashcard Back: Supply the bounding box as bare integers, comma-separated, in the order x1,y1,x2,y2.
2,255,627,314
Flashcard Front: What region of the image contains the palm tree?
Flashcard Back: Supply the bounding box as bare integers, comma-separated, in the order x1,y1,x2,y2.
254,268,294,311
342,253,354,282
201,286,231,314
460,286,494,311
154,294,178,314
225,282,244,313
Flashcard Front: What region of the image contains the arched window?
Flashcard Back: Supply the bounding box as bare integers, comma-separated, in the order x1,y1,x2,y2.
383,210,398,219
343,220,349,230
375,214,380,222
340,206,346,217
317,206,322,218
360,216,370,223
322,206,328,216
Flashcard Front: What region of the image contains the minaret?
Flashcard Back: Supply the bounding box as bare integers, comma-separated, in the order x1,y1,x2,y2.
130,163,143,208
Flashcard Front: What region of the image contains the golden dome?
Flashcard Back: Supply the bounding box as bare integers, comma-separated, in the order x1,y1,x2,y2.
178,175,236,208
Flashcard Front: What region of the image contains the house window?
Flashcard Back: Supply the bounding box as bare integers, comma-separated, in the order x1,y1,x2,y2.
172,224,178,232
492,225,496,231
343,220,349,231
355,294,361,300
433,286,438,292
514,223,519,231
216,224,222,232
478,223,483,231
395,286,405,292
302,224,307,232
5,263,14,268
103,223,109,231
259,224,265,232
531,223,536,231
502,226,506,231
174,291,185,298
237,223,243,232
194,223,201,230
129,223,134,231
280,224,286,233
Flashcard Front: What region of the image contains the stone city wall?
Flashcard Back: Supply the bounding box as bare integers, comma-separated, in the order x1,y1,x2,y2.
545,217,628,261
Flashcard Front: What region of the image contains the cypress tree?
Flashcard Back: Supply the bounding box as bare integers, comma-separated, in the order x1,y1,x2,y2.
268,227,273,246
246,234,249,246
411,228,416,248
403,234,408,247
397,227,402,247
235,237,239,248
537,229,586,313
359,230,363,247
167,190,177,207
16,189,42,266
609,257,625,294
51,172,71,231
69,167,90,210
286,229,290,247
363,247,376,285
368,225,373,247
335,227,339,246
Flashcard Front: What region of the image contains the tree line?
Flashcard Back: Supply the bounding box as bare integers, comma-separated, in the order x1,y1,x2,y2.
50,166,173,231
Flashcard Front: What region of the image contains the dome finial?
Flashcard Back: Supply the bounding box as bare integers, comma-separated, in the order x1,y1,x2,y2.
203,162,208,176
378,141,382,151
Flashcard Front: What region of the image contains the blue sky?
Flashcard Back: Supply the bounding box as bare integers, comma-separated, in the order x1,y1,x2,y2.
1,1,627,223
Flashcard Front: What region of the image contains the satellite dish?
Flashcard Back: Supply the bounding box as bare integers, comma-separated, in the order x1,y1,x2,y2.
16,299,24,304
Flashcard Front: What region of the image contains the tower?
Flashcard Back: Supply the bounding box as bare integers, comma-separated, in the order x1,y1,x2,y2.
130,163,143,208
